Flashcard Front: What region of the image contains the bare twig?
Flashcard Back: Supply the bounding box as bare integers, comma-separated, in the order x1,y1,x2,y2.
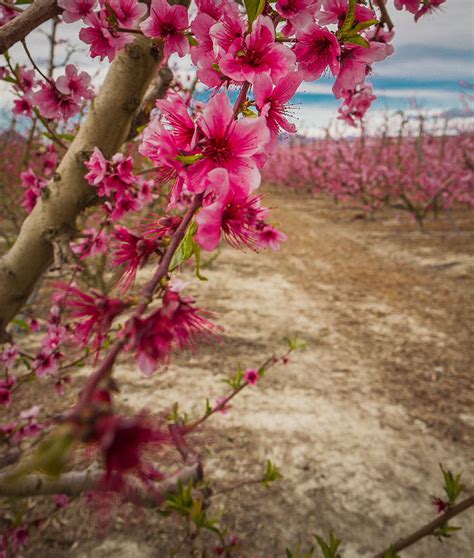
373,495,474,558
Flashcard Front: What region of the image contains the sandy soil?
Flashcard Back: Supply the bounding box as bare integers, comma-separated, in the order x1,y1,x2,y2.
14,191,474,557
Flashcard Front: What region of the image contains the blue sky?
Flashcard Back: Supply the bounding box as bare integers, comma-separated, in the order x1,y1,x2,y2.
2,1,473,134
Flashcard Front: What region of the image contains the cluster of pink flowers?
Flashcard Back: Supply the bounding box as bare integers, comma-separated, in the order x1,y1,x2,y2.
33,64,94,120
7,62,94,122
140,91,287,252
20,168,48,213
0,405,45,444
53,283,128,350
85,148,154,221
126,286,219,375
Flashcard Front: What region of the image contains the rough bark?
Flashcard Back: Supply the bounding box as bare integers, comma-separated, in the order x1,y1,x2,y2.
0,36,161,338
0,462,202,506
0,0,62,54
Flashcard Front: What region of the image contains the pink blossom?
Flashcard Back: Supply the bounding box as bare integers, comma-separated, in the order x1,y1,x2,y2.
90,414,172,487
55,283,127,349
394,0,420,14
140,0,189,61
254,72,302,143
71,227,108,259
20,168,47,212
52,494,71,508
0,344,19,370
84,146,108,185
106,190,143,221
208,1,246,55
190,11,217,69
244,368,259,386
318,0,375,27
0,376,16,407
13,96,33,117
190,92,270,193
57,0,97,23
32,350,62,377
294,23,341,81
255,225,288,251
332,42,392,99
214,396,231,415
127,289,218,375
108,0,147,27
195,169,267,251
414,0,446,21
85,148,136,199
195,0,224,19
55,64,94,102
432,496,450,514
143,214,182,240
80,11,134,61
33,81,80,120
0,2,16,25
219,15,296,85
40,143,58,175
17,66,36,92
28,318,41,332
113,227,158,290
155,92,196,149
276,0,321,35
337,84,377,126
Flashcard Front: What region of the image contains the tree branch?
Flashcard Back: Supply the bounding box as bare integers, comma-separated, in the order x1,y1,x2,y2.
0,0,62,54
373,495,474,558
0,462,202,506
0,36,162,339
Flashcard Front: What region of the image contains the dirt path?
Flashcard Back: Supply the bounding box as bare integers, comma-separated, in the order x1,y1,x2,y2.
24,192,474,557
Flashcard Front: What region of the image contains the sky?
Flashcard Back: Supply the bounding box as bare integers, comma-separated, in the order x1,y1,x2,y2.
2,1,473,136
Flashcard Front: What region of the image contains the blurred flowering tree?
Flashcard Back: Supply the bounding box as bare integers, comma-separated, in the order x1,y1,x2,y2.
0,0,472,555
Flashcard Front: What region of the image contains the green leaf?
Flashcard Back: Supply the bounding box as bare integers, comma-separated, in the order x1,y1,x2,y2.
262,459,282,488
352,19,379,32
285,335,306,351
11,429,75,480
339,0,356,36
244,0,266,27
224,365,245,389
12,318,30,331
314,531,342,558
187,35,198,47
59,133,76,142
383,546,401,558
170,221,198,271
440,464,464,505
344,34,370,48
175,154,204,165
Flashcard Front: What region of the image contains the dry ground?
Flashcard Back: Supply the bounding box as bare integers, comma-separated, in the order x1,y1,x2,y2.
10,191,474,557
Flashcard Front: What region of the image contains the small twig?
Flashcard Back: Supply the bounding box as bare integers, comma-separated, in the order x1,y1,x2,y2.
21,38,53,84
375,0,394,31
117,27,143,34
373,495,474,558
74,193,204,413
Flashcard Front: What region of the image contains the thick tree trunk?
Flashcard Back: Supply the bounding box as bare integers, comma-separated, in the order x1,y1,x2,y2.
0,36,161,338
